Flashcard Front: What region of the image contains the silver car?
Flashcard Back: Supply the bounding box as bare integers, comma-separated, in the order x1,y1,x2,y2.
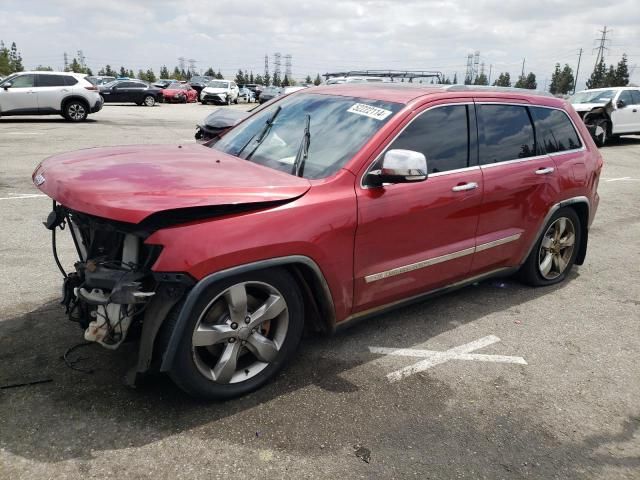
0,71,103,121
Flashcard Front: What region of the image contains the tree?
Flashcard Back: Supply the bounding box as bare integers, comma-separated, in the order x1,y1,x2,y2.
9,42,23,72
613,54,629,86
281,74,290,87
272,72,281,87
216,70,223,79
204,67,215,77
549,63,575,95
86,67,93,76
254,74,264,85
235,69,245,84
473,73,488,86
128,69,135,79
586,57,608,89
514,72,537,89
35,65,53,71
119,66,127,77
100,65,116,77
0,42,10,76
146,68,156,83
313,73,322,86
173,66,182,80
452,73,458,84
68,58,82,73
249,71,254,83
264,72,271,86
160,65,170,79
493,72,511,87
305,75,312,84
137,69,146,80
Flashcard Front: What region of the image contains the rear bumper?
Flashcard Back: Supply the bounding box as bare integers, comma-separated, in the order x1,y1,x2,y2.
91,98,103,113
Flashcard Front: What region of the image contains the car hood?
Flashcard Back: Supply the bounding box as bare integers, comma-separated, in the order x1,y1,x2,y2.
571,102,609,112
203,87,229,94
33,144,311,224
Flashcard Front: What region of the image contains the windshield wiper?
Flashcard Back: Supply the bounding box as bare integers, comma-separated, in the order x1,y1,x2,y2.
292,114,311,177
238,105,282,160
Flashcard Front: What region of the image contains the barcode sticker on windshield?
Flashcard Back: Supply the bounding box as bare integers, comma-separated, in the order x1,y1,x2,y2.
347,103,392,120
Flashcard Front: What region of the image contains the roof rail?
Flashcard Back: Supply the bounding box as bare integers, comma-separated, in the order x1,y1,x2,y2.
323,69,444,82
443,85,555,98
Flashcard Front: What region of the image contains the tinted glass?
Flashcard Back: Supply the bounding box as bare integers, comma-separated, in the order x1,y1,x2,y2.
10,74,35,88
64,76,78,86
530,107,582,153
387,105,469,174
618,90,633,105
37,74,67,87
631,90,640,105
479,105,535,164
213,94,402,179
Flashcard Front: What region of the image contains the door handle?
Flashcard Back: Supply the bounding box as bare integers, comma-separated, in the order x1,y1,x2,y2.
452,182,479,192
633,109,637,113
61,88,70,93
535,167,555,175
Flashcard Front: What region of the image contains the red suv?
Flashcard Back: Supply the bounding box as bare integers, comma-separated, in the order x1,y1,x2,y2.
33,84,602,399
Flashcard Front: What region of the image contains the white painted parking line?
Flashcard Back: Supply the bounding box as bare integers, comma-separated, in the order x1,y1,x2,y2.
369,335,527,382
0,193,47,201
3,132,44,135
603,177,640,182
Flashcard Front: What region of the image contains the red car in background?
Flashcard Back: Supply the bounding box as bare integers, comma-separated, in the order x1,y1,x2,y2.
33,84,602,400
161,82,198,103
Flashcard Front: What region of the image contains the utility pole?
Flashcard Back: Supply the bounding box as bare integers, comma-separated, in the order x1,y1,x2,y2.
593,26,610,68
573,48,583,94
264,54,269,80
63,52,68,71
488,64,493,85
521,58,526,78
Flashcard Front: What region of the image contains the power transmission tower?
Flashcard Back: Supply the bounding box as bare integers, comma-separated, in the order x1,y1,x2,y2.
521,58,526,78
274,52,281,79
488,64,493,85
593,26,610,68
464,54,473,83
77,50,85,70
178,56,186,71
188,58,197,75
284,54,292,79
573,48,583,94
264,54,269,79
63,52,68,71
473,51,480,81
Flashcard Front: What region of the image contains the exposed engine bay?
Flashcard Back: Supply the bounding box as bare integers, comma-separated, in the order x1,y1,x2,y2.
575,100,614,145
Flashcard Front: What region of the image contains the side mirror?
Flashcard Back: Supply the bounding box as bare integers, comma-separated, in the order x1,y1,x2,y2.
616,100,625,108
366,149,428,187
3,82,12,90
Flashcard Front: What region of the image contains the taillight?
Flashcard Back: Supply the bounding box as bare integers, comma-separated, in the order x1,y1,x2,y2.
84,85,98,91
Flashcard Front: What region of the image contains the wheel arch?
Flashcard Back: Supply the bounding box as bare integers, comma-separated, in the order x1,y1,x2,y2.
61,94,90,112
520,196,590,266
158,255,336,373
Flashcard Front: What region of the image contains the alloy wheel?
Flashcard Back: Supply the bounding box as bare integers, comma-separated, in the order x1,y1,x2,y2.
68,103,86,121
191,281,289,384
538,217,576,280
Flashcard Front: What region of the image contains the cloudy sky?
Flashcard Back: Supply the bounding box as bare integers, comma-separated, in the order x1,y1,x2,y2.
1,0,638,89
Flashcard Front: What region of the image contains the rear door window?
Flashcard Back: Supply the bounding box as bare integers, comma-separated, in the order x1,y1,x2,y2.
529,107,582,153
386,104,470,174
478,104,535,164
631,90,640,104
37,75,67,87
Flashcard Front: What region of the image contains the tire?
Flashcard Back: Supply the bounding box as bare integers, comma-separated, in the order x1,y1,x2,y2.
593,118,609,147
143,95,156,107
99,95,105,104
518,207,581,286
159,268,304,400
226,95,231,106
63,100,88,122
234,97,238,104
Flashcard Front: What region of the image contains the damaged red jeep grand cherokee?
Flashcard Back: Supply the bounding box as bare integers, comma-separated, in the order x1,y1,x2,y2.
33,84,602,399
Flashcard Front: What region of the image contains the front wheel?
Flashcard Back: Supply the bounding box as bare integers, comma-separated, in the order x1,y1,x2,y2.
143,95,156,107
160,268,304,400
518,208,581,286
592,119,609,147
63,100,88,122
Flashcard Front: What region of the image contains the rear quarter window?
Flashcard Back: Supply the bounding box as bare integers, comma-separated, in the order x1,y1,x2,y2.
529,107,582,153
478,104,535,164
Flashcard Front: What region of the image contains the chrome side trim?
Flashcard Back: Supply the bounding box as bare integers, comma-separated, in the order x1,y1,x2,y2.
475,233,522,252
365,233,522,283
430,165,480,178
480,154,548,169
365,247,475,283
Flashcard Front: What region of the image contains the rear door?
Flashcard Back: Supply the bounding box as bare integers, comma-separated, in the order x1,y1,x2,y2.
470,101,559,274
0,74,37,113
611,90,637,134
353,101,483,312
35,74,69,112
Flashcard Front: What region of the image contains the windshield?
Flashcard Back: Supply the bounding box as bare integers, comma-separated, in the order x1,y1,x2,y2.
207,81,229,88
212,93,402,179
571,89,617,104
190,76,209,83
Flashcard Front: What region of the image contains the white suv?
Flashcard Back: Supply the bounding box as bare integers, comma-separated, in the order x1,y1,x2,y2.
571,87,640,146
0,71,103,122
200,79,239,105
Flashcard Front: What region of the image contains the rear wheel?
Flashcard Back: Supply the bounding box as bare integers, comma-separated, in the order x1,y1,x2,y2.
160,268,304,400
519,208,581,286
63,100,88,122
143,95,156,107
